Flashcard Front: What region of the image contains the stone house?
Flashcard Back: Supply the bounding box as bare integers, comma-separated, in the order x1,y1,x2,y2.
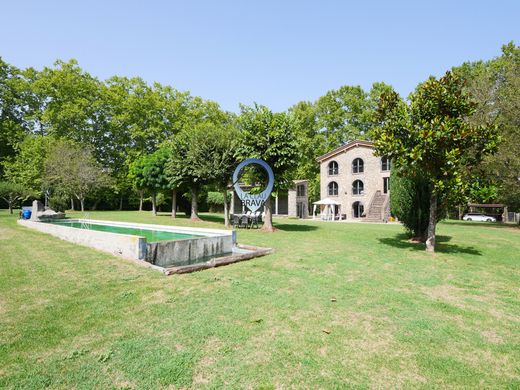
317,140,391,221
231,180,309,219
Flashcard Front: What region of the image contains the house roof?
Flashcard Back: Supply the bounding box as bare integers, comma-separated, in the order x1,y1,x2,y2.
316,140,374,163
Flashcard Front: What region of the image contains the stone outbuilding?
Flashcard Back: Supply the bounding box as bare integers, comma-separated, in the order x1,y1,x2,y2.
316,140,391,221
231,180,309,219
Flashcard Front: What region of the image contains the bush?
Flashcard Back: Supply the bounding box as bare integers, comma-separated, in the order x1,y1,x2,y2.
206,191,230,212
48,192,69,213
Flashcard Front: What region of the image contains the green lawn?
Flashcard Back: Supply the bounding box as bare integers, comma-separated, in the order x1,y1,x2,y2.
1,210,519,389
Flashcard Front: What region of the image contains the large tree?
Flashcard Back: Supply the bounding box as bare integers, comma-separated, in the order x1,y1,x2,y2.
196,122,240,227
128,148,171,216
0,58,30,176
0,181,33,214
454,42,520,212
373,71,498,252
3,135,54,198
44,139,110,212
236,104,300,232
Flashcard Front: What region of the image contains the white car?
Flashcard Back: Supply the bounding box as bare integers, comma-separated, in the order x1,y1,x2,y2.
462,213,496,222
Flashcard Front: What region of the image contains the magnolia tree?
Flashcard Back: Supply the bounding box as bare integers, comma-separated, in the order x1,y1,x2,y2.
373,72,498,252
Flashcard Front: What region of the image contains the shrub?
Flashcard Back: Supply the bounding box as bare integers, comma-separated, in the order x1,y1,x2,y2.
206,191,230,212
48,192,69,213
390,169,431,240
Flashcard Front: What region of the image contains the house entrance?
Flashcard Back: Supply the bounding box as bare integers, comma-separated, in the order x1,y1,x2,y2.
352,201,364,218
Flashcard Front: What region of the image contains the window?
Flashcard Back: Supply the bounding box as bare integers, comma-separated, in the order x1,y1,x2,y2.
381,156,391,171
297,184,306,197
328,181,338,196
352,180,364,195
352,158,364,173
383,177,390,194
328,161,338,175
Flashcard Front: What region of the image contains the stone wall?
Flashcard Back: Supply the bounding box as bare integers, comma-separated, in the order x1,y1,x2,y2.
146,235,233,268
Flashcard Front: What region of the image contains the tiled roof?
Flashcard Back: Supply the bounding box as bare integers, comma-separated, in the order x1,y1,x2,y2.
316,140,374,162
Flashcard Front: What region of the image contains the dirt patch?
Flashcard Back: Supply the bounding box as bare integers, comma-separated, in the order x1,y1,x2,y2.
480,330,503,344
0,227,15,240
421,284,467,309
192,337,222,386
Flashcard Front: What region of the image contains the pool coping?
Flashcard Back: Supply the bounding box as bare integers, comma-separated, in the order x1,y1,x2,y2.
161,244,274,275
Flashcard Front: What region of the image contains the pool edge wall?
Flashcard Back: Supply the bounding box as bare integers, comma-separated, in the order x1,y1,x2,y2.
146,235,233,268
17,219,147,260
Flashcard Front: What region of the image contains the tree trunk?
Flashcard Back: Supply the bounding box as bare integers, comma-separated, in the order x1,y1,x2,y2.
71,197,75,211
151,193,157,216
190,188,201,221
139,190,144,211
223,189,229,228
171,189,177,218
119,195,123,211
425,191,437,252
8,203,13,214
262,196,275,232
80,198,85,212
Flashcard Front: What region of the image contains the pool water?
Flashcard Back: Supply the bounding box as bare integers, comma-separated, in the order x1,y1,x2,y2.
44,220,199,242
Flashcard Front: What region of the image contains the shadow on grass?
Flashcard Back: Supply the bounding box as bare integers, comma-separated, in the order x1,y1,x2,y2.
378,233,482,256
444,220,520,230
274,223,319,232
156,213,226,224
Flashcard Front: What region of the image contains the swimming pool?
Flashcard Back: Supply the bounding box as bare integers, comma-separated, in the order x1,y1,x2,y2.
20,218,234,268
42,219,200,242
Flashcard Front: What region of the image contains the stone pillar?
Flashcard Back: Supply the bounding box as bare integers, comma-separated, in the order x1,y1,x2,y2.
31,200,44,220
288,189,296,217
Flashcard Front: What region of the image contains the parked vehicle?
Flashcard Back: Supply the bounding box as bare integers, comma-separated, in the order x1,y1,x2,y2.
462,213,496,222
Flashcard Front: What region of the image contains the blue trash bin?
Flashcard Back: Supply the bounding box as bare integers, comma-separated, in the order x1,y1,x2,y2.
22,209,32,219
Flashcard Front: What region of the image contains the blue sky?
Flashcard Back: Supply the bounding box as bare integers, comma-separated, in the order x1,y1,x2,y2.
1,0,519,112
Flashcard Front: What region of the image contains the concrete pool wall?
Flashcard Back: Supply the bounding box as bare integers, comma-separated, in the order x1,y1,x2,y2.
18,219,233,268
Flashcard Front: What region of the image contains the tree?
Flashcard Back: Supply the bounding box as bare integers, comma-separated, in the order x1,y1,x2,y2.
454,43,520,212
315,85,372,149
128,148,171,216
45,139,110,212
236,104,300,232
3,135,54,198
167,126,217,221
373,72,498,252
0,58,30,177
0,181,34,214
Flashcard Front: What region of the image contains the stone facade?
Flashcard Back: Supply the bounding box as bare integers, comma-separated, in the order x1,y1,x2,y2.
288,180,309,219
317,140,391,220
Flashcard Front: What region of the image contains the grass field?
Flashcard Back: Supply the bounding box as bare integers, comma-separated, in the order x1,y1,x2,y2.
1,210,519,389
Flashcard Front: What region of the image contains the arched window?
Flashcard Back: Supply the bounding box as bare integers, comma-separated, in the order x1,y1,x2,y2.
352,158,364,173
328,181,338,196
381,156,391,171
328,161,338,175
352,180,364,195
